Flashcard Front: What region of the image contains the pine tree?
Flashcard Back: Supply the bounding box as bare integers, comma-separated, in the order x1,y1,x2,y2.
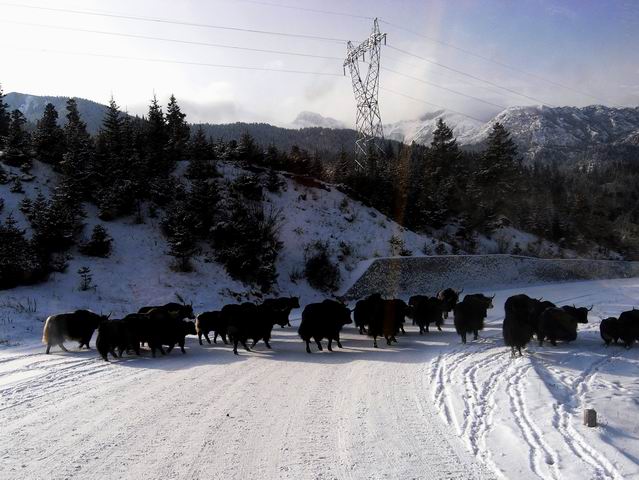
186,127,217,179
33,103,65,166
145,95,169,176
80,224,113,257
161,200,200,271
0,213,40,289
0,84,10,142
3,109,31,168
476,122,522,217
237,132,262,164
333,147,354,182
60,98,93,199
166,94,190,162
77,266,93,291
188,178,220,237
418,118,463,226
263,144,282,169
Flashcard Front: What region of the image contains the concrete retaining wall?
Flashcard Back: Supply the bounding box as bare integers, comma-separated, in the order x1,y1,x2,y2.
343,255,639,299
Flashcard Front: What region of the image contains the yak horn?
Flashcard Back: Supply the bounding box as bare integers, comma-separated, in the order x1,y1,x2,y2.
491,294,496,299
587,305,594,311
458,288,464,294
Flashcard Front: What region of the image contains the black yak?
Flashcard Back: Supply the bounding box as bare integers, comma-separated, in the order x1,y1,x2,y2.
453,294,494,344
222,302,290,355
368,299,407,348
138,302,195,320
353,293,383,334
123,309,196,357
618,309,639,348
437,288,462,319
538,305,589,346
299,300,352,353
42,310,109,354
262,297,300,327
411,296,444,334
600,317,620,346
503,294,548,357
96,319,139,361
195,310,227,345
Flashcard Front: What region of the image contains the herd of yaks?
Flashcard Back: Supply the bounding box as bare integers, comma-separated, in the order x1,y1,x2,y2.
40,288,639,360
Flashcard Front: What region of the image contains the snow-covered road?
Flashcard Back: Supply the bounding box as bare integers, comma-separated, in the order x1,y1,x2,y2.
1,278,638,480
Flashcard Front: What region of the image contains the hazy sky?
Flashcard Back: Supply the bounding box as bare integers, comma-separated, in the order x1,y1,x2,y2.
1,0,638,127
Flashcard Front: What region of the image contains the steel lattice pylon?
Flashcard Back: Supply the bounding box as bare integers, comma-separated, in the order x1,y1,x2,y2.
344,18,387,168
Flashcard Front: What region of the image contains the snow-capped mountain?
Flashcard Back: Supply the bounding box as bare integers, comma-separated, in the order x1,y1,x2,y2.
290,111,346,130
385,105,639,163
384,110,483,145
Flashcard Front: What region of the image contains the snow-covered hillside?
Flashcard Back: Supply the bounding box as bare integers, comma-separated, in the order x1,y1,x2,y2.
0,160,445,342
1,278,638,479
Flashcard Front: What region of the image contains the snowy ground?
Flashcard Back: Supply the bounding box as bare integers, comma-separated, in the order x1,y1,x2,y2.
1,277,638,480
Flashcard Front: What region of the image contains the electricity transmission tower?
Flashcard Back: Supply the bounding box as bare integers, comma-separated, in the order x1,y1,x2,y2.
344,18,387,168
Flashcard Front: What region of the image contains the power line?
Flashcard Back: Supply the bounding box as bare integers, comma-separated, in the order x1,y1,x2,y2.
0,19,344,61
0,1,349,43
381,66,507,110
380,19,620,107
380,87,489,123
234,0,373,20
6,45,345,76
386,44,555,107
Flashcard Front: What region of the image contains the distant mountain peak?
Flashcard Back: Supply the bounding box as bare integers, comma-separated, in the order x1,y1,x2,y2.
290,111,346,130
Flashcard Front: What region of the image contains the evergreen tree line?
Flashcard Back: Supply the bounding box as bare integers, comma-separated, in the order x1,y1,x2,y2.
1,82,638,291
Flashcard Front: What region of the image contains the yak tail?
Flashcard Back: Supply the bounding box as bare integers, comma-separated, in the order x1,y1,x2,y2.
42,316,53,344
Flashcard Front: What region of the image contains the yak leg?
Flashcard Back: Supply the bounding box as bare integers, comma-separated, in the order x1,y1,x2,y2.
305,340,312,354
198,332,203,345
233,340,239,355
425,324,430,333
336,335,343,349
461,333,467,344
385,336,392,346
213,332,218,344
179,340,186,354
46,344,51,354
327,338,333,352
166,344,175,354
315,338,323,351
204,332,212,344
550,338,557,346
373,336,378,348
473,330,479,340
59,343,69,352
221,334,228,345
241,340,251,352
399,325,406,334
443,311,448,319
264,339,272,349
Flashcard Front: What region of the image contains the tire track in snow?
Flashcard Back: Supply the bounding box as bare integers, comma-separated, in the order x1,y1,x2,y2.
537,353,624,480
506,361,561,480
